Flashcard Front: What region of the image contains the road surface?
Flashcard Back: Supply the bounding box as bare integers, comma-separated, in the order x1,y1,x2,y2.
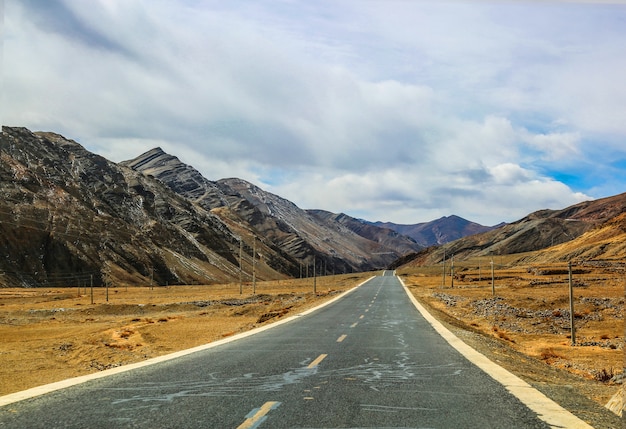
0,272,581,428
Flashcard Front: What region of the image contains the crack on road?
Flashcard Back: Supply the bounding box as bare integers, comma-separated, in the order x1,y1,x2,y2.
106,364,321,411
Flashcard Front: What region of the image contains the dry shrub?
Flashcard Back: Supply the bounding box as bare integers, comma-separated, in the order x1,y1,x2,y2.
593,368,614,382
497,330,515,342
492,325,515,342
540,347,565,361
256,307,290,323
119,329,134,339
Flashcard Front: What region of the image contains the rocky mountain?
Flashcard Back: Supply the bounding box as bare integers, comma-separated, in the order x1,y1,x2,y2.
373,215,499,247
397,193,626,267
0,127,250,287
122,148,415,275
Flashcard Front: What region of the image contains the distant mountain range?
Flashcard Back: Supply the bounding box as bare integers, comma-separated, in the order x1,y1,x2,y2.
372,215,501,247
4,126,624,287
395,192,626,269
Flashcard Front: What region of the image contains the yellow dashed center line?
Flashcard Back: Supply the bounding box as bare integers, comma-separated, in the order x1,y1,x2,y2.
336,334,347,343
350,322,358,328
359,315,365,319
307,353,328,368
237,401,281,429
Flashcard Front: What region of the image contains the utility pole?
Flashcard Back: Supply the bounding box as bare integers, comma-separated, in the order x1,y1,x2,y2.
568,261,576,345
313,256,317,294
450,255,455,288
239,239,243,295
441,250,446,288
491,259,495,296
252,237,256,294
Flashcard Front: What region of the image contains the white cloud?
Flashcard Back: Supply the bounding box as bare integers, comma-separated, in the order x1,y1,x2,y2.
3,1,625,226
523,131,581,161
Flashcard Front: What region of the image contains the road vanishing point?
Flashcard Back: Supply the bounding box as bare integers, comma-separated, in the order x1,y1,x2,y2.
0,272,593,428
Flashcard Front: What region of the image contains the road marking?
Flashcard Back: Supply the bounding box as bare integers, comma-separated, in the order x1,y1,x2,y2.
336,334,347,343
361,403,437,412
359,315,365,319
397,276,594,429
307,353,328,368
350,322,358,328
237,401,281,429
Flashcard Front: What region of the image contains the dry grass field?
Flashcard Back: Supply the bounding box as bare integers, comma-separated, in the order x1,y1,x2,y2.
0,273,372,397
398,256,624,411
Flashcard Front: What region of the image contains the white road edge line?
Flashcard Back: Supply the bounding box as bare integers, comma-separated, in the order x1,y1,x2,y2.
396,274,594,429
0,276,376,407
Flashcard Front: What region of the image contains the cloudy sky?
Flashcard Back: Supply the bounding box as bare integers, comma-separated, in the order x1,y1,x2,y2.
3,1,626,225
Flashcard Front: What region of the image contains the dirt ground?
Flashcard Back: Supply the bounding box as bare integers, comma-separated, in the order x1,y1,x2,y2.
0,267,623,426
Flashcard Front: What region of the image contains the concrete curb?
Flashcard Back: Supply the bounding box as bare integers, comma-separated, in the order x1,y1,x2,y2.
0,277,374,407
397,275,594,429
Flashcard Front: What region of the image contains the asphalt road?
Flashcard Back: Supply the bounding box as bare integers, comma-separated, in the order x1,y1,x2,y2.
0,272,560,428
